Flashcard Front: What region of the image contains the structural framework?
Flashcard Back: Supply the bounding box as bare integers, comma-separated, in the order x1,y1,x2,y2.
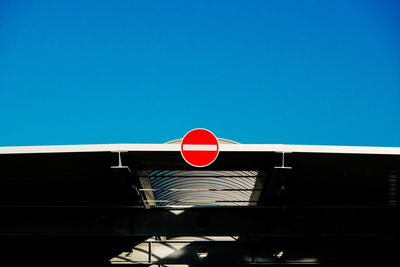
0,140,399,264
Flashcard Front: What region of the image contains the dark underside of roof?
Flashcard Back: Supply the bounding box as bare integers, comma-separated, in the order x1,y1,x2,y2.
0,151,399,264
0,151,398,206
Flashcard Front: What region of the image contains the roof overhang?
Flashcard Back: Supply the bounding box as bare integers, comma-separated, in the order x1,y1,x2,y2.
1,143,400,155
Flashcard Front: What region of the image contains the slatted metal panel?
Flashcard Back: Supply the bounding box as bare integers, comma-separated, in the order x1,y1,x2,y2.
139,170,260,207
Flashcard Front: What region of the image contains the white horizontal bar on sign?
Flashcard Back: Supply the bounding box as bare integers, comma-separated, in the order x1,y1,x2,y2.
182,145,218,151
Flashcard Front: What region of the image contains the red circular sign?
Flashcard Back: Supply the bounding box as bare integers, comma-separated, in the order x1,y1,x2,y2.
181,129,219,167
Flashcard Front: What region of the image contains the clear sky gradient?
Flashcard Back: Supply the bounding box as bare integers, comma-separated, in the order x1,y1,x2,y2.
1,0,399,146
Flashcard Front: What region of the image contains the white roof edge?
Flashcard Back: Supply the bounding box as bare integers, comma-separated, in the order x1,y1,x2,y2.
220,144,400,155
0,143,400,155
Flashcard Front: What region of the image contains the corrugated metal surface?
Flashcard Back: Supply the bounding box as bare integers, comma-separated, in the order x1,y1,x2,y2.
141,170,259,207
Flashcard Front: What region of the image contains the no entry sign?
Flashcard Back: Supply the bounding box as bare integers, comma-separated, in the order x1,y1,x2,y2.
181,129,219,167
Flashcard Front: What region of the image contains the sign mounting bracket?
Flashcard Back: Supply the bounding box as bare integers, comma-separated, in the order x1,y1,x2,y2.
274,152,292,169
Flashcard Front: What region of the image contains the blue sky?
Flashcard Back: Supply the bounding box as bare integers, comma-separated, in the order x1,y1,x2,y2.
1,0,399,146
